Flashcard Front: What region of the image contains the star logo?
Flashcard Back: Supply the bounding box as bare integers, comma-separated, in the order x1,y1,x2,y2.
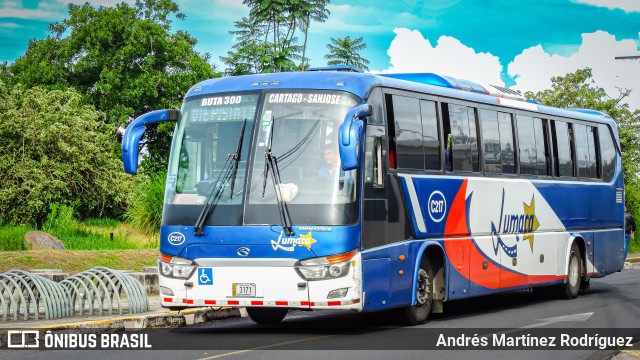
300,232,317,250
522,195,540,252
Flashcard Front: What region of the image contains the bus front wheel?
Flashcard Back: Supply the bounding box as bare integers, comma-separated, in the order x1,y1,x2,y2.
246,307,288,324
403,266,433,325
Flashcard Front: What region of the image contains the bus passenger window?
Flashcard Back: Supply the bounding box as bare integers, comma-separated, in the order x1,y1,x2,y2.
599,124,616,182
420,100,441,170
479,109,501,173
498,112,516,174
553,121,573,177
445,103,479,172
574,124,598,178
517,115,537,175
391,95,424,170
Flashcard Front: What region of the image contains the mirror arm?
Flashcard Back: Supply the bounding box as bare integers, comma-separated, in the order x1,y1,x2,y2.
341,104,372,146
122,109,179,174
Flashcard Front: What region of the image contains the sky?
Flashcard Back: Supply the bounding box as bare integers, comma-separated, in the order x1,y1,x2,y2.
1,0,640,109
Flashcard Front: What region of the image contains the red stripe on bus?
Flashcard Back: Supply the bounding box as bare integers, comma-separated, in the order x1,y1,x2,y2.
186,299,194,304
275,301,288,306
227,301,240,305
353,299,360,304
163,297,172,303
204,300,216,305
327,301,341,306
301,301,310,306
251,301,264,306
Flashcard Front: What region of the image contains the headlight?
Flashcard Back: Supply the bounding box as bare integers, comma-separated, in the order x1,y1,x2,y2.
295,249,358,281
158,254,198,279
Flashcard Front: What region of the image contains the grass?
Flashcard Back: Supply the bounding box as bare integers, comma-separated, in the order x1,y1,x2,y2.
0,249,159,274
0,224,31,251
0,204,157,252
628,236,640,255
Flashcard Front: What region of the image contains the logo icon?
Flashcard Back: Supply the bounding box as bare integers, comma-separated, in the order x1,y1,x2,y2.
168,232,186,246
198,268,213,286
490,190,540,258
270,232,317,252
7,330,40,348
237,247,250,257
427,191,447,223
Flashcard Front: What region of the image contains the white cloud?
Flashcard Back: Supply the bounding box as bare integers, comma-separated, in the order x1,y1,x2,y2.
0,1,63,19
572,0,640,13
379,28,504,86
0,22,21,28
313,4,389,34
509,31,640,110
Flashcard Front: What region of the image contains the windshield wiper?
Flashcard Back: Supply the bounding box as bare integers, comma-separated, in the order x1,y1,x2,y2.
194,119,247,236
228,118,247,200
262,118,295,236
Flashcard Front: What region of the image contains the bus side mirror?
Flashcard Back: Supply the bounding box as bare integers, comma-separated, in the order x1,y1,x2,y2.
122,109,179,174
339,104,371,170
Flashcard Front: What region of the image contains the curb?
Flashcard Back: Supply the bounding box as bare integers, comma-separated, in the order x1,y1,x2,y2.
627,257,640,264
32,307,241,332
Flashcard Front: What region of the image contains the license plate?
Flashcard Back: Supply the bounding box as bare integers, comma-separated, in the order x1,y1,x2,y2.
232,283,256,297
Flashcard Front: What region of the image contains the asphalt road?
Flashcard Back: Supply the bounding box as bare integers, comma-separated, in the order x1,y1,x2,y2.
3,267,640,360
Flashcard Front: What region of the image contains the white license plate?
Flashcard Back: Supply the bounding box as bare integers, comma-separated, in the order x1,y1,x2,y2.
232,283,256,297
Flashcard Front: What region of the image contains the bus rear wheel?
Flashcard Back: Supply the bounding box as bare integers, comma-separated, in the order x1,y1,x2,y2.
246,307,288,324
557,242,583,299
403,266,433,325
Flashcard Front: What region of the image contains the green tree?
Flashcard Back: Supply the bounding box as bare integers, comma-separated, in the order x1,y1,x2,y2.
324,36,370,71
525,68,640,217
298,0,330,71
228,0,328,74
7,0,217,171
0,83,134,228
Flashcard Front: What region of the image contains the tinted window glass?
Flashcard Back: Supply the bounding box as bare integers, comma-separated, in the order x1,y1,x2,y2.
392,95,423,169
553,121,573,177
517,115,537,175
574,124,591,178
420,100,440,170
498,112,516,174
586,126,598,178
479,109,501,173
448,104,479,172
533,118,549,176
599,124,616,182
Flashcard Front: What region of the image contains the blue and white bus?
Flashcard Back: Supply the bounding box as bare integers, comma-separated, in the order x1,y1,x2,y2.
122,67,625,325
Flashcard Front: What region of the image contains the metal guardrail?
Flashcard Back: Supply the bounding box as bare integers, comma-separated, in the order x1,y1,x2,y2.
0,267,149,321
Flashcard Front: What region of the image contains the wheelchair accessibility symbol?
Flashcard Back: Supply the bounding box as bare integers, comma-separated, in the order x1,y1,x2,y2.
198,268,213,285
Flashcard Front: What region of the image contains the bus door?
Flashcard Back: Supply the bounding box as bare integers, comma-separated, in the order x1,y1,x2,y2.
362,124,388,249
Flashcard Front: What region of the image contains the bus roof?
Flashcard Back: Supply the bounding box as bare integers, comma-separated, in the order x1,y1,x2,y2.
186,70,617,128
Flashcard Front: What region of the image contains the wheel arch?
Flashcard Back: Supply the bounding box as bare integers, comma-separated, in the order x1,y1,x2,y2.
566,234,587,282
412,241,446,311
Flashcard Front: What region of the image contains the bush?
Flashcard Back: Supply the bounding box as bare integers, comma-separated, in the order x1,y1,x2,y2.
125,172,166,234
0,84,135,228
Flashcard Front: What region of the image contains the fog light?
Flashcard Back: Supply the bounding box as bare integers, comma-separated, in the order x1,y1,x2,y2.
160,286,174,296
327,288,348,299
329,264,343,277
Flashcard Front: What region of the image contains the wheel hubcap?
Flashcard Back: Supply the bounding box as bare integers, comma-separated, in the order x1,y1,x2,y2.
569,253,579,286
416,268,431,308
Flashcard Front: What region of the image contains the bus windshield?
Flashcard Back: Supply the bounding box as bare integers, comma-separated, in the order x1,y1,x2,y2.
163,93,259,226
162,90,361,227
245,90,361,226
